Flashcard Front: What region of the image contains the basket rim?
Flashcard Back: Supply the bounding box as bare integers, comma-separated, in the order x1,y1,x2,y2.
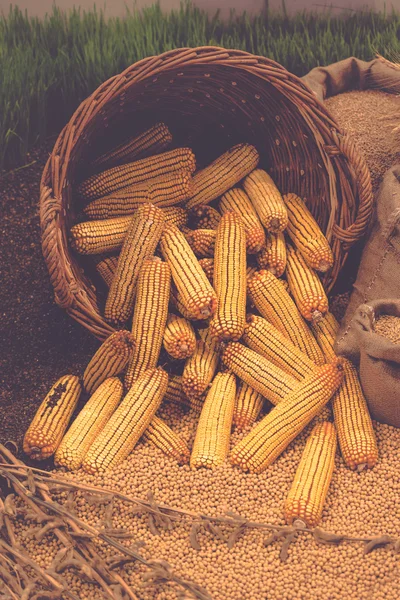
39,46,373,340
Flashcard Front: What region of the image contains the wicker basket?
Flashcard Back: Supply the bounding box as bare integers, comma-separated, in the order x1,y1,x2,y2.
40,47,373,340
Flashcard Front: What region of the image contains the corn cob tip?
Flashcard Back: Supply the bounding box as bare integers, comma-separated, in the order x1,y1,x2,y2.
311,310,324,323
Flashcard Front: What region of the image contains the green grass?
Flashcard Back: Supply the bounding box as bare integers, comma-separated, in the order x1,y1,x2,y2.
1,2,399,170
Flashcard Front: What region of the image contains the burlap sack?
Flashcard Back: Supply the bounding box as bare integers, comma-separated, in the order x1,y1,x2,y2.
335,166,400,359
337,300,400,428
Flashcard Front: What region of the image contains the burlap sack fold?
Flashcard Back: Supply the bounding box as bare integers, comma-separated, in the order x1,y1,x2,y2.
338,299,400,428
302,56,400,102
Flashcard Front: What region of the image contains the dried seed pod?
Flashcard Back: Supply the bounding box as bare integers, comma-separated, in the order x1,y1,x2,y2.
182,329,219,399
219,188,266,254
82,368,168,474
286,245,329,323
78,147,196,201
105,204,165,326
83,330,136,394
191,372,236,469
23,375,81,460
283,192,334,272
185,229,216,258
161,223,217,320
243,169,288,233
189,205,221,230
285,421,337,527
209,211,247,342
256,232,287,277
233,381,265,431
143,416,190,464
163,313,197,360
186,143,259,209
55,378,124,471
230,360,344,473
125,258,170,389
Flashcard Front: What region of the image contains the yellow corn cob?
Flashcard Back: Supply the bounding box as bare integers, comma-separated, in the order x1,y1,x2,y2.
209,212,247,342
71,207,187,256
163,313,197,360
198,258,214,283
182,329,219,399
186,143,259,209
83,330,136,394
191,372,236,469
286,245,329,323
163,375,204,413
143,416,190,464
310,311,340,362
82,368,168,474
233,381,265,431
284,421,337,527
185,229,216,258
230,360,344,473
221,342,299,405
332,358,378,471
283,193,334,272
246,266,258,284
160,223,217,319
256,232,287,277
23,375,81,460
169,285,198,320
219,188,266,254
124,258,170,389
54,378,123,470
78,148,196,201
92,123,173,169
95,255,119,287
243,169,288,233
243,315,315,380
83,172,193,219
105,204,165,325
247,270,325,365
189,205,221,230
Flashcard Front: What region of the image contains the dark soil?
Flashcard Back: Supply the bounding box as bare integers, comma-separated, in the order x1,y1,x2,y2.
0,142,98,462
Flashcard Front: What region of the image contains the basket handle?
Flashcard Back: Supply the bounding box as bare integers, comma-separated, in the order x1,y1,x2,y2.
327,131,373,246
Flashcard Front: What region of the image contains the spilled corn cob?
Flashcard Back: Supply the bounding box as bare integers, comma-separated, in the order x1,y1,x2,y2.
185,229,216,258
256,232,287,277
163,313,197,360
143,416,190,464
219,188,266,254
182,329,219,399
189,205,221,230
243,169,288,233
233,381,266,431
95,255,119,287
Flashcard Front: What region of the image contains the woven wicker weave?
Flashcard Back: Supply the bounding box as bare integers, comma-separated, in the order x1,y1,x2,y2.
39,47,373,340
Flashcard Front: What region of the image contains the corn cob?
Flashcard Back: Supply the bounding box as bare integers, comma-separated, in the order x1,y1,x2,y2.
219,188,266,254
209,212,247,342
71,207,187,256
182,329,219,399
169,285,198,320
189,205,221,230
191,372,236,469
23,375,81,460
243,169,288,233
243,315,315,380
221,342,298,406
55,378,124,470
124,258,170,389
283,193,334,272
143,416,190,464
332,358,378,471
95,255,119,287
163,313,197,360
256,232,287,277
185,229,216,258
230,360,344,473
78,148,196,201
233,381,265,431
286,245,329,323
83,172,192,219
82,368,168,474
83,330,136,394
91,122,173,169
310,311,340,362
163,375,204,413
186,143,259,209
246,266,258,284
198,258,214,284
105,204,165,325
160,223,217,319
284,421,337,527
247,270,325,365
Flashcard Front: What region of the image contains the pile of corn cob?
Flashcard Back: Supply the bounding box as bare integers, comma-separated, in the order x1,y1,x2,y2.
24,122,378,529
